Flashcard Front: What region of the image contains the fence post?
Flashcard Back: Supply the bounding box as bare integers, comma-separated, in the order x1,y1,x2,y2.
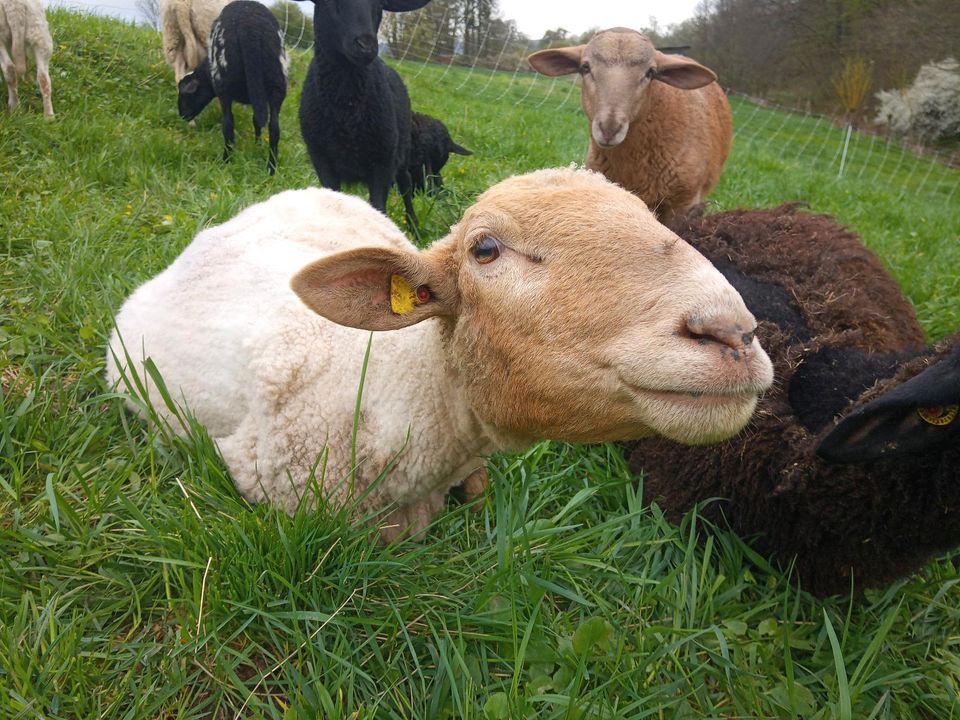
838,123,853,177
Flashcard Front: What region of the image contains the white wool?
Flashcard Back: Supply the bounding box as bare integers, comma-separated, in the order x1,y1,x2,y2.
0,0,54,116
160,0,227,83
107,188,491,527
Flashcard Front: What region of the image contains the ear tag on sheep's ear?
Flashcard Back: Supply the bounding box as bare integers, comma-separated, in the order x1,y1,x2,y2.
917,404,959,426
389,274,430,315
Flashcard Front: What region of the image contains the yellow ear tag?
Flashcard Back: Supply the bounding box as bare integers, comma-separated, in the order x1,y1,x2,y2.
917,404,959,426
390,274,418,315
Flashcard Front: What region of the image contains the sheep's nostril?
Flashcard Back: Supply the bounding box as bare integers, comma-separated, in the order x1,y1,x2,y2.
685,316,756,353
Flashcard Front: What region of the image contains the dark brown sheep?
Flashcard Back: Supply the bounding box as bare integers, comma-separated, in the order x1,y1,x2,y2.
626,204,960,596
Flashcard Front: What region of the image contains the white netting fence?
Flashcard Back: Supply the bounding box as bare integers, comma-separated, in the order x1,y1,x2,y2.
50,0,960,204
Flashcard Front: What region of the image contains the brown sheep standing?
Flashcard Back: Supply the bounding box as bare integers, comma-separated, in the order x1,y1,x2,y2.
626,204,960,596
528,29,732,225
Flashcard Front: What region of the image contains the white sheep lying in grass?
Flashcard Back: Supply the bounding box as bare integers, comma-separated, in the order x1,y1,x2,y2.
106,168,773,538
0,0,54,117
160,0,227,83
529,28,732,225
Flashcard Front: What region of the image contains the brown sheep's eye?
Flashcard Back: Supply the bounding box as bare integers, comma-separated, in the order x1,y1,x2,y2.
579,62,591,75
472,235,502,264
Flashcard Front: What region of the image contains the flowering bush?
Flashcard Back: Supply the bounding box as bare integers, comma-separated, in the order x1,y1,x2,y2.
875,58,960,142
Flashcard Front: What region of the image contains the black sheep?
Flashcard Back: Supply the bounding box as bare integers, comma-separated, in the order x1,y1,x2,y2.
297,0,430,226
177,0,288,174
406,111,472,194
626,204,960,596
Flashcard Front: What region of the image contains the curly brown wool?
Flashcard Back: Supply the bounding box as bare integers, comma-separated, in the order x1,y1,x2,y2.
627,204,960,596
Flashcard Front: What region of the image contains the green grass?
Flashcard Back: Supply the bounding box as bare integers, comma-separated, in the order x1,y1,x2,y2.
2,10,960,718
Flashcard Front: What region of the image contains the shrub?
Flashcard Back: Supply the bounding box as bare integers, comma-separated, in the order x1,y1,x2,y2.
875,58,960,142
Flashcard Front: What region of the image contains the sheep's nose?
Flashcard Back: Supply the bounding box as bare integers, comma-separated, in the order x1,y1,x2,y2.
593,118,627,147
354,35,378,56
685,314,756,353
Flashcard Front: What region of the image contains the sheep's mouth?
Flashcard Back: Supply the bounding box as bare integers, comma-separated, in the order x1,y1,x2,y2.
627,385,761,408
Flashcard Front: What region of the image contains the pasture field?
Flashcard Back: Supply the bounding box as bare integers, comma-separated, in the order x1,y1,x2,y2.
2,10,959,718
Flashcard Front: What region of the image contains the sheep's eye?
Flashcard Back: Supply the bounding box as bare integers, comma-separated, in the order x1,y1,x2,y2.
645,67,656,80
579,62,591,76
471,235,502,264
917,404,958,426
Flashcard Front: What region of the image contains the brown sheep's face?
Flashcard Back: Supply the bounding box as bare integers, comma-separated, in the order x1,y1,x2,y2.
528,29,719,149
292,168,774,446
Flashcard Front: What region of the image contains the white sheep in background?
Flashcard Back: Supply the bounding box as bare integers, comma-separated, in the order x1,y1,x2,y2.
107,168,773,539
0,0,54,117
160,0,227,83
529,28,732,226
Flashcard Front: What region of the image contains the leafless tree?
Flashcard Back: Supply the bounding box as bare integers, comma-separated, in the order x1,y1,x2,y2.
136,0,161,30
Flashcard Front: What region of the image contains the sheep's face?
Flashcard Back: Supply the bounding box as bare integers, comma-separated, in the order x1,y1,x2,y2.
311,0,431,66
177,62,216,121
293,168,773,447
528,29,718,149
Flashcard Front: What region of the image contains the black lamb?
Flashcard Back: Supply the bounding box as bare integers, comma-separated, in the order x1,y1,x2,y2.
406,111,472,194
625,204,960,596
177,0,288,175
296,0,430,226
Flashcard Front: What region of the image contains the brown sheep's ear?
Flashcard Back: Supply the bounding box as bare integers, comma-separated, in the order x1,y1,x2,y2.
528,46,586,76
291,246,457,331
652,51,717,89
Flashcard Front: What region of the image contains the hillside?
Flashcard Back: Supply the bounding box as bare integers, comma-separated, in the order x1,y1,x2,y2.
1,10,959,718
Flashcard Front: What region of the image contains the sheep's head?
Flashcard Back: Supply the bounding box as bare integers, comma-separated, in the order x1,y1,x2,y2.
302,0,431,66
817,339,960,463
177,60,216,121
528,28,718,149
292,168,773,446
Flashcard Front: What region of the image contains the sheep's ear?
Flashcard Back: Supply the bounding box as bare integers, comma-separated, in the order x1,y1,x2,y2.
291,246,458,331
382,0,431,12
652,51,717,90
449,140,472,156
816,347,960,464
527,46,585,77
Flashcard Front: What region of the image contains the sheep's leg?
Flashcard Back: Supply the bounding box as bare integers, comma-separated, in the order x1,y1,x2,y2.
220,97,235,163
266,101,280,175
306,148,341,191
367,167,393,214
395,167,419,232
0,44,19,111
251,102,267,143
376,492,447,544
35,48,53,119
450,467,489,512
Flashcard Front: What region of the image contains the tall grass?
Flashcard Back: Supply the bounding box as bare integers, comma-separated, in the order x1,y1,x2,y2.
1,10,959,718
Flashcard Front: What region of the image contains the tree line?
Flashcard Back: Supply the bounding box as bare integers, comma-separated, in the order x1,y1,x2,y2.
654,0,960,118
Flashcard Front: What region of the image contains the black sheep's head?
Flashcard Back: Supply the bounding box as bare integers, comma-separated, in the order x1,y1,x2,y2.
817,341,960,463
302,0,431,66
177,61,216,121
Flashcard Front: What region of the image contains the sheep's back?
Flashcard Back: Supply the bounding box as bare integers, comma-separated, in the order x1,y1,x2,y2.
673,204,926,352
107,188,413,437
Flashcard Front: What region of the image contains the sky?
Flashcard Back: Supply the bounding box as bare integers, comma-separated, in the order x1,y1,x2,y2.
496,0,703,39
46,0,702,37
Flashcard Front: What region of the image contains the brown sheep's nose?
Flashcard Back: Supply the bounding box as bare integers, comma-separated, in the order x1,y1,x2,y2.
685,315,756,352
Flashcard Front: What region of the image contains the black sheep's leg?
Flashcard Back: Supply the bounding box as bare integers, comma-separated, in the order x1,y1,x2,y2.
304,145,341,191
266,101,281,175
220,97,235,163
368,166,393,214
396,167,419,235
252,101,268,144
